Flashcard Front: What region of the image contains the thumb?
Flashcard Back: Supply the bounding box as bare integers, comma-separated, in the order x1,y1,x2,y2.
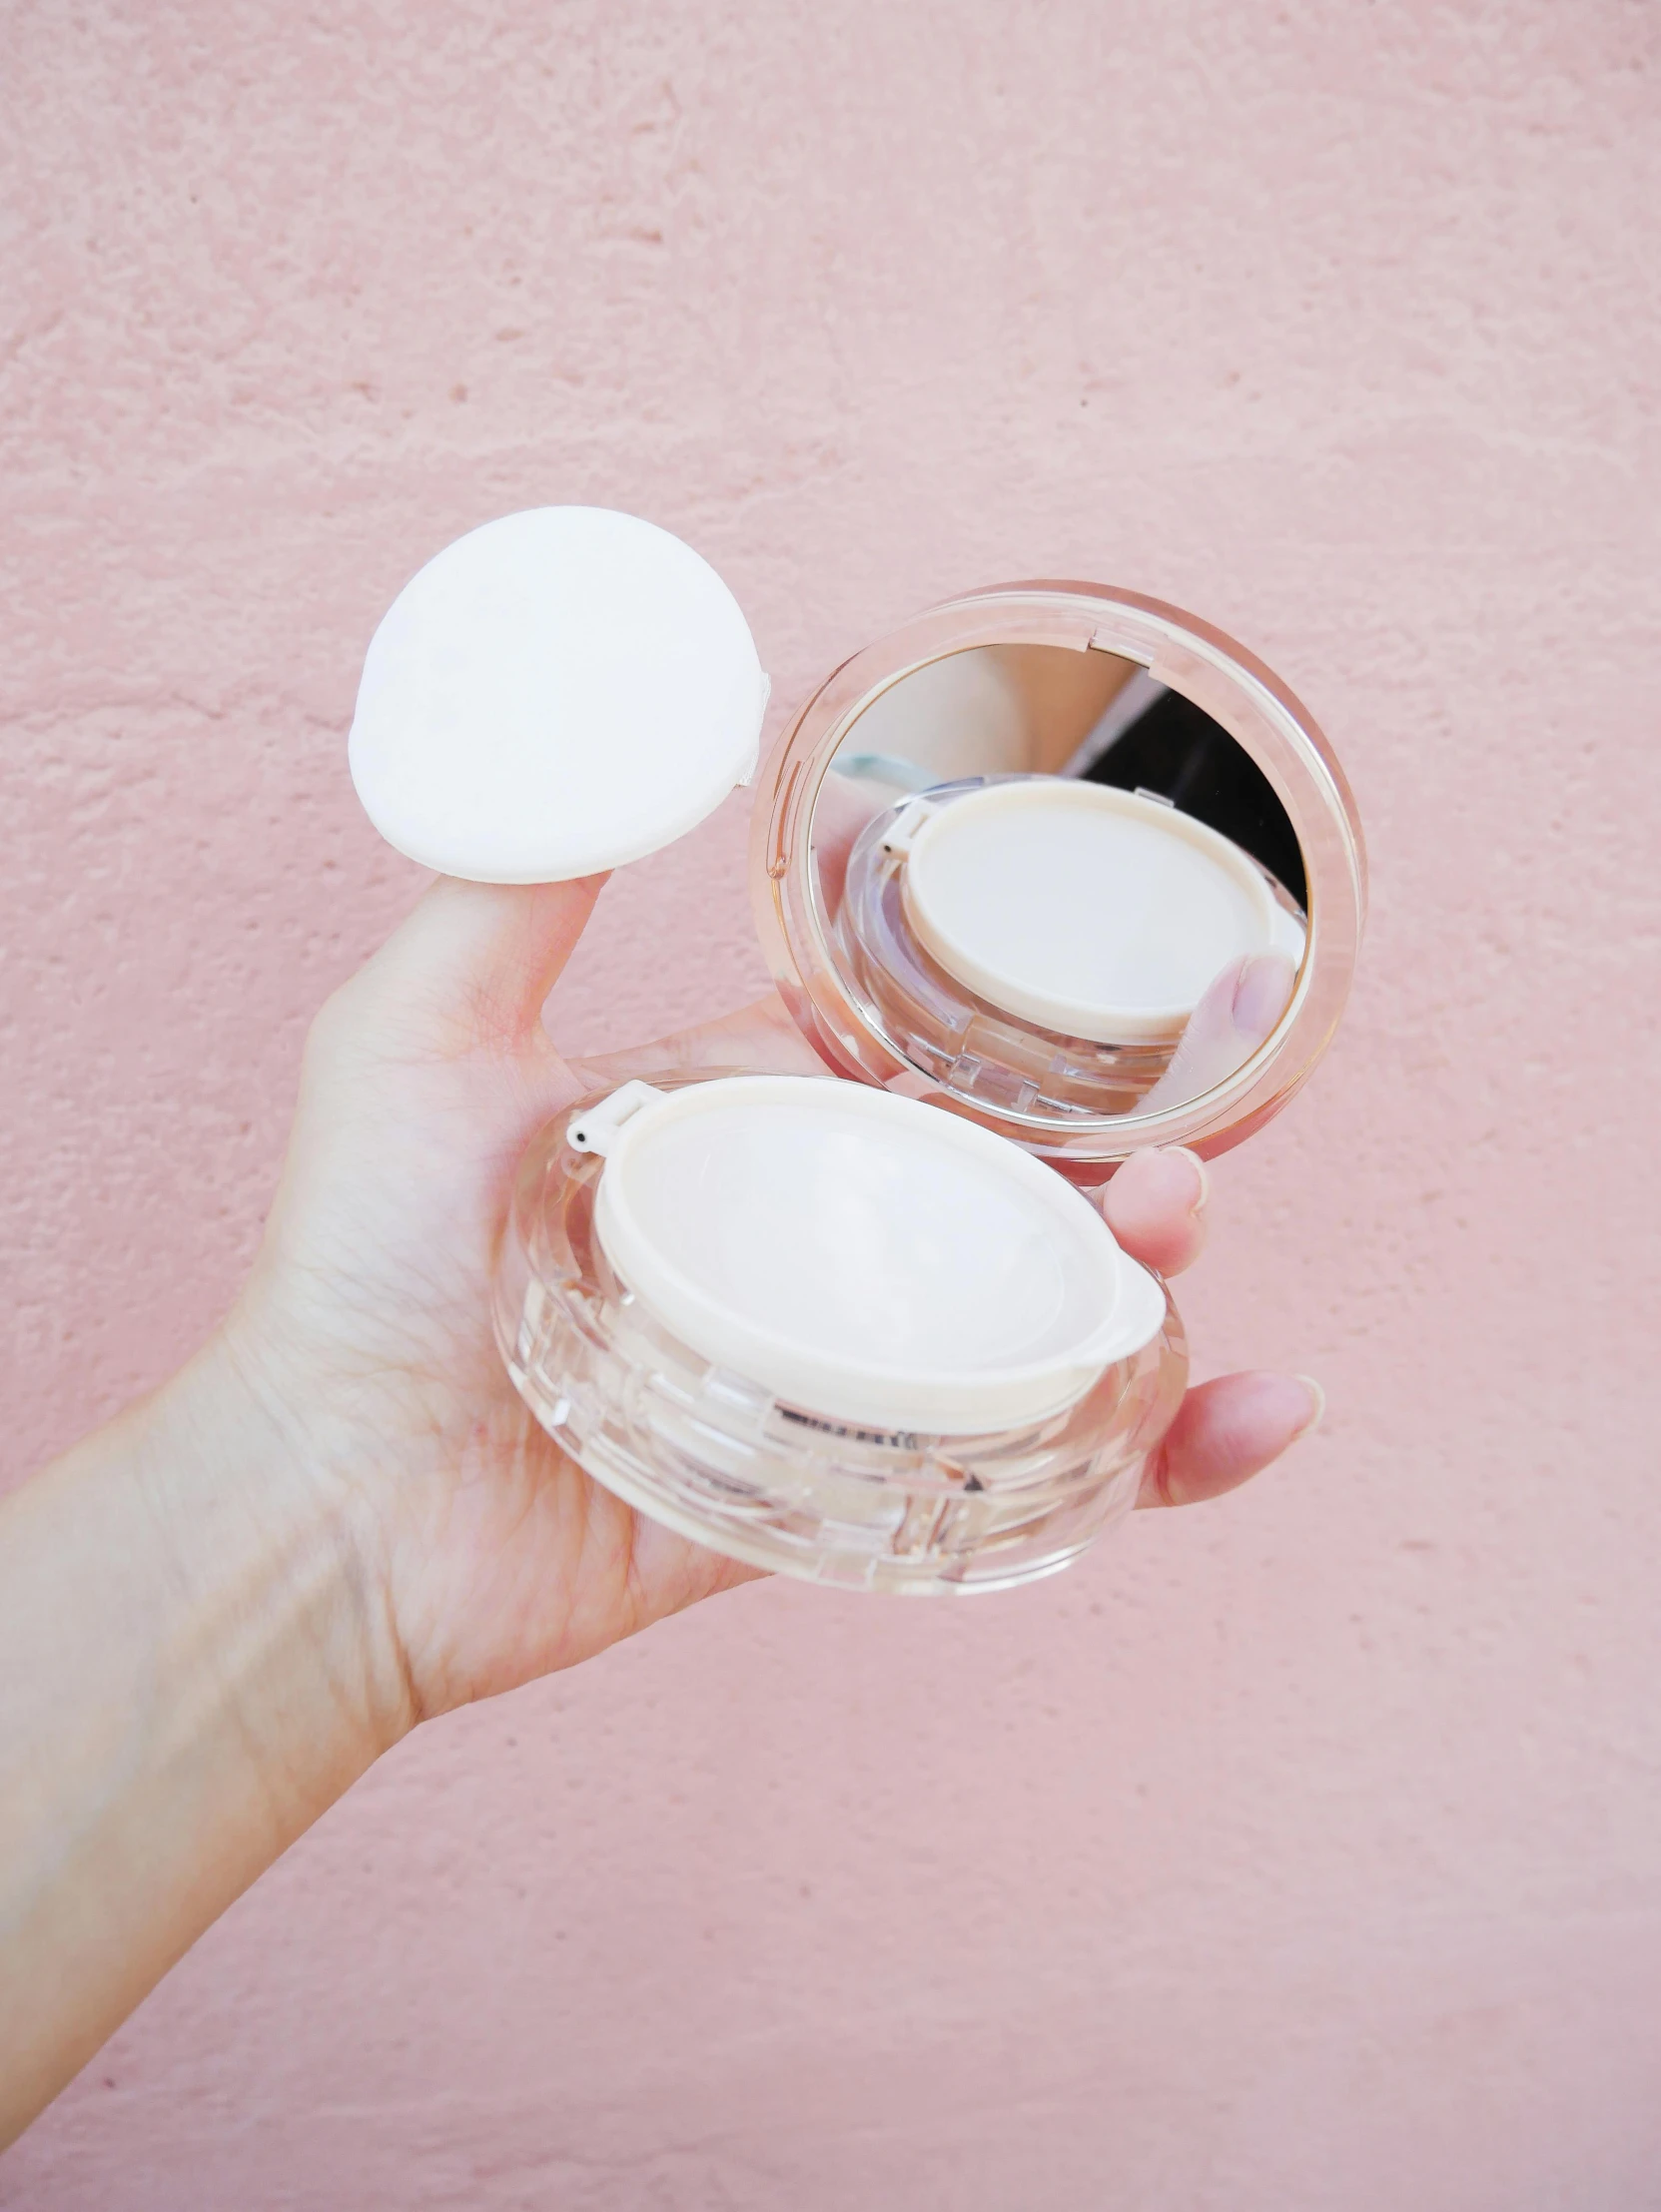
1140,952,1295,1113
344,874,608,1056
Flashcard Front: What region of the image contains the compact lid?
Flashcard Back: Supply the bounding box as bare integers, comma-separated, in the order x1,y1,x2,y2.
569,1075,1168,1436
349,507,768,882
751,586,1366,1167
897,779,1305,1046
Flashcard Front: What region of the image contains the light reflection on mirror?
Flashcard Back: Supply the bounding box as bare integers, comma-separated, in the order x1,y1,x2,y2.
809,644,1307,1122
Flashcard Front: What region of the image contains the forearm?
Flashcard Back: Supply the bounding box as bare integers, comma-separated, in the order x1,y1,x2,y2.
0,1338,410,2146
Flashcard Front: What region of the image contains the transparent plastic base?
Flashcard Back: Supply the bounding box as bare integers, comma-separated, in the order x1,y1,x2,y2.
494,1074,1190,1594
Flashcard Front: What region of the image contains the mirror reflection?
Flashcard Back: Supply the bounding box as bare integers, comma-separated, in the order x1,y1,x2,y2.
809,644,1307,1121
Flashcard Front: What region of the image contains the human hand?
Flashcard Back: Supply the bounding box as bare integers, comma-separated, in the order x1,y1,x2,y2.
220,876,1321,1735
0,872,1321,2138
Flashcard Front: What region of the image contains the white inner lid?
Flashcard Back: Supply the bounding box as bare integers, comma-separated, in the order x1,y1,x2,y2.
900,779,1299,1045
349,506,768,883
581,1076,1168,1436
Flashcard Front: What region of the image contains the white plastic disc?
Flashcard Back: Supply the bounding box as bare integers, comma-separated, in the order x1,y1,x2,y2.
349,507,768,882
901,779,1298,1045
583,1076,1167,1435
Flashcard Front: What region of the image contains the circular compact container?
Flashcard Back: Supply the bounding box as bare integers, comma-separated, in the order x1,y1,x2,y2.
353,510,1366,1594
495,1073,1184,1591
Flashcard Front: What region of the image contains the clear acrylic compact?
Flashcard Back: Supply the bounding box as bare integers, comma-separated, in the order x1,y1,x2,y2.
350,509,1365,1594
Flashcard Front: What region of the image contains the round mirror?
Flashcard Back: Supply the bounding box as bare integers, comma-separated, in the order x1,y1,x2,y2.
752,586,1365,1171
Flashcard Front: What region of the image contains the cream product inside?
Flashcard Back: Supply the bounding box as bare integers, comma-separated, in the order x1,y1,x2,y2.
570,1075,1167,1435
893,779,1305,1046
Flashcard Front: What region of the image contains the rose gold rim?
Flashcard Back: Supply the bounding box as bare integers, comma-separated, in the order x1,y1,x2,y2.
749,583,1365,1173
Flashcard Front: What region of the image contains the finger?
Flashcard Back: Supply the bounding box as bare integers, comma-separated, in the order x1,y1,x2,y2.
1139,951,1295,1113
348,874,607,1054
1137,1371,1323,1508
1101,1146,1210,1276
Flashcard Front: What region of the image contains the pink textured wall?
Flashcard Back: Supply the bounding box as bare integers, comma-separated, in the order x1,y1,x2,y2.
4,3,1659,2203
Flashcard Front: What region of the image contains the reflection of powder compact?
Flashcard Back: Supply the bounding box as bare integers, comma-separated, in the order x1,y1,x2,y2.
351,507,1365,1594
892,779,1307,1046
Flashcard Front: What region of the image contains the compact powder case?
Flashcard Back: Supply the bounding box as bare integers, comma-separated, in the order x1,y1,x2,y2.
351,508,1365,1595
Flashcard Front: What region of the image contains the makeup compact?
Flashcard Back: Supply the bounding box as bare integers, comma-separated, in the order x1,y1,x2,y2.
350,508,1364,1594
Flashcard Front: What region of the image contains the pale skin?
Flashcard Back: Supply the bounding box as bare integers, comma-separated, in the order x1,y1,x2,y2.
0,875,1321,2147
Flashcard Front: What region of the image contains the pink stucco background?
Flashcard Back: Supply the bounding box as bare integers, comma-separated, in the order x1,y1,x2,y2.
4,3,1659,2204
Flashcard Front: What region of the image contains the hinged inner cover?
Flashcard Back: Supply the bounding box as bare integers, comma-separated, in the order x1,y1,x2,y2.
583,1076,1167,1435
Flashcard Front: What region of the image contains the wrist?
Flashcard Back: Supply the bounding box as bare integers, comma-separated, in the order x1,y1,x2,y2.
136,1320,418,1774
0,1324,416,2138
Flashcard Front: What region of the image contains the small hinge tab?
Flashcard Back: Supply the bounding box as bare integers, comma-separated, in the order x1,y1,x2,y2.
879,796,940,859
566,1080,666,1157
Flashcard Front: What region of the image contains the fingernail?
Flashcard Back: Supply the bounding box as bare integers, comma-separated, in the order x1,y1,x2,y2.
1292,1375,1326,1439
1170,1145,1210,1213
1232,953,1295,1040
